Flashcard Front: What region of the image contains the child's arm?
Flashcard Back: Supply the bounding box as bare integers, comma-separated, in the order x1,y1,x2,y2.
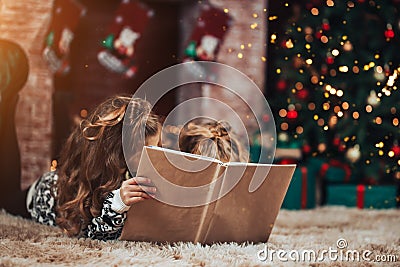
83,177,155,241
83,190,127,241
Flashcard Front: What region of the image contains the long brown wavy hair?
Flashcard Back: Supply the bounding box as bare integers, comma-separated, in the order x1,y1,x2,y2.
55,96,159,236
179,119,248,163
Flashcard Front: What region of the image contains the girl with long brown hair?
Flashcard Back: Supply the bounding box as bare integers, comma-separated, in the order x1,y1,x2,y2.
26,95,160,240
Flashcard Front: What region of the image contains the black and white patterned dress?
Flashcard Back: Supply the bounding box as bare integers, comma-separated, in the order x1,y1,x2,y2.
26,171,129,241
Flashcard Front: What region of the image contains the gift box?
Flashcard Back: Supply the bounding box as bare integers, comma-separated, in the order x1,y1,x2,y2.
326,185,398,209
318,159,357,183
281,166,316,209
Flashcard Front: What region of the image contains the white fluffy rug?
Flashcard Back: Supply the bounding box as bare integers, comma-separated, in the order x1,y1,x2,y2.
0,207,399,266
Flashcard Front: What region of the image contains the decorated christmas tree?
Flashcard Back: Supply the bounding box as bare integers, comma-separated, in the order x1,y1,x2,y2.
267,0,400,184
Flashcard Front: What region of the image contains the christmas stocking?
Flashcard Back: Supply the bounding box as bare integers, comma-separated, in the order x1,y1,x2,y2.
183,4,232,78
184,4,232,61
42,0,86,75
97,0,153,78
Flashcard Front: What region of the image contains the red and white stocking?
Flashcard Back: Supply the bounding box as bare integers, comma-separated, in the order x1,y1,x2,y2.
42,0,86,75
97,0,153,78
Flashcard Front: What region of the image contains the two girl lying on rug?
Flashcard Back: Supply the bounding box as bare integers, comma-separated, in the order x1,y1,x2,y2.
0,42,248,241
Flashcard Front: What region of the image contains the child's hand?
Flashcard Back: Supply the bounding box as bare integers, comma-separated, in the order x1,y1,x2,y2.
119,177,156,206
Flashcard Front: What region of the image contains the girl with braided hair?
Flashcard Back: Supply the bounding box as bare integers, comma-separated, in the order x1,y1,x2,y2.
179,119,249,163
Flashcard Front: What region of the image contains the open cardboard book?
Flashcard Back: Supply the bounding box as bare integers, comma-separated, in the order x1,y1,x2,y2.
120,146,296,243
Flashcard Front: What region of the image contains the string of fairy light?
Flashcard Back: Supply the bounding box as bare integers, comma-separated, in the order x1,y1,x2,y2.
268,0,399,178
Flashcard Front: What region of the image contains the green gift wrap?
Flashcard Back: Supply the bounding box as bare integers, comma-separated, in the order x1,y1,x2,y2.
326,185,398,209
281,166,316,209
318,159,356,183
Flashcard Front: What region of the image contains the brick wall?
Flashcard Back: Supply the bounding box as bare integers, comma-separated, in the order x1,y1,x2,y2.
201,0,267,137
0,0,54,189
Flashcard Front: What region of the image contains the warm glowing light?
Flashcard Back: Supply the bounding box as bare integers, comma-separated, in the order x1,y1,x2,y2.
339,66,349,72
281,122,289,131
286,39,294,48
295,82,303,90
279,109,287,117
326,0,334,7
321,36,329,43
393,118,399,126
329,116,338,126
250,23,258,29
276,68,281,74
353,112,359,119
337,90,344,97
80,109,88,118
375,117,382,125
306,59,313,65
342,102,349,110
237,53,243,59
388,151,395,157
365,105,373,113
332,49,339,56
296,126,304,134
323,103,330,110
337,111,344,117
375,142,384,148
261,56,266,62
311,76,319,84
311,8,319,15
224,8,229,13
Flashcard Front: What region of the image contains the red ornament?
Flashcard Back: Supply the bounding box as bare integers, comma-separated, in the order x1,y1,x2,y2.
279,159,298,164
302,144,311,154
276,79,287,91
333,137,340,146
322,22,330,31
321,64,328,75
287,110,298,119
339,144,346,152
384,29,395,39
326,56,334,65
392,144,400,156
296,89,309,100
